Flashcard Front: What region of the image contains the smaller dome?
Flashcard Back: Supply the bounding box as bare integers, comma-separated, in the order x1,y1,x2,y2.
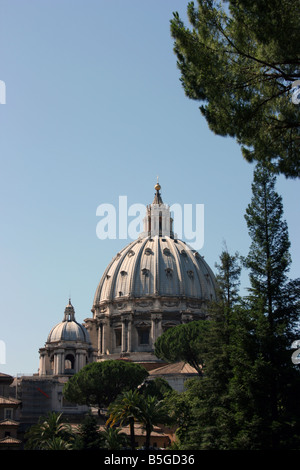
47,300,90,343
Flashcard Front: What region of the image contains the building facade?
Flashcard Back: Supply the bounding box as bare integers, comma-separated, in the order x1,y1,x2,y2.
0,373,22,450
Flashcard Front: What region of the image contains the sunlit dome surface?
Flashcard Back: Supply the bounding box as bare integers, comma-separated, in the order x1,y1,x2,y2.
93,183,217,309
93,236,216,306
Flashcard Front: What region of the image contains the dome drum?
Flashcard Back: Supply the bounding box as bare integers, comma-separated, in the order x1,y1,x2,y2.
89,305,208,363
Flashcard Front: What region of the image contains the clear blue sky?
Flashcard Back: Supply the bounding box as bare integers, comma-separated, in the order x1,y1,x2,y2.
0,0,299,376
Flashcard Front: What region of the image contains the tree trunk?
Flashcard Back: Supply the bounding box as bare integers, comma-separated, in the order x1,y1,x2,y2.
145,425,151,450
129,418,135,450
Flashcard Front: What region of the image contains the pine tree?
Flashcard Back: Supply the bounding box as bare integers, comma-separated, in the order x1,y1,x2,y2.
244,164,291,322
170,1,300,177
72,412,103,450
243,163,300,360
230,163,300,449
193,249,243,449
169,167,300,450
215,247,242,319
169,248,243,449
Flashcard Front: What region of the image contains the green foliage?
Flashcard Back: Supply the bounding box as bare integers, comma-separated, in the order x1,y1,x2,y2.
100,426,129,450
107,386,172,450
63,360,149,413
154,320,211,376
42,436,73,450
233,164,300,448
163,386,197,448
107,389,142,450
170,1,300,177
140,377,173,400
135,394,172,449
72,412,103,450
244,164,292,317
24,412,73,450
164,250,243,450
215,248,242,310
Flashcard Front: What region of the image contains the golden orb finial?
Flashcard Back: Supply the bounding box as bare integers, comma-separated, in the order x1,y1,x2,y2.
155,176,161,191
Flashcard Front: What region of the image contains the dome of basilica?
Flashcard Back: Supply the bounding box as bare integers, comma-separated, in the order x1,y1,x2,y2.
93,236,216,306
39,300,95,376
93,183,216,307
47,300,91,344
84,183,218,368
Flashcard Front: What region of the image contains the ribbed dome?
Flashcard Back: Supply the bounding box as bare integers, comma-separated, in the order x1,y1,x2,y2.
93,235,216,307
47,300,91,343
84,183,218,366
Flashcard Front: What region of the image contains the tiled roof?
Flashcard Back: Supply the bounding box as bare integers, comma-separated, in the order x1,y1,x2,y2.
149,361,198,375
0,419,20,426
0,396,21,405
0,436,22,445
0,373,13,379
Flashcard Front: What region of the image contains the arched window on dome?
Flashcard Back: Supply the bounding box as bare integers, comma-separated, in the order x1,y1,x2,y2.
64,354,75,373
